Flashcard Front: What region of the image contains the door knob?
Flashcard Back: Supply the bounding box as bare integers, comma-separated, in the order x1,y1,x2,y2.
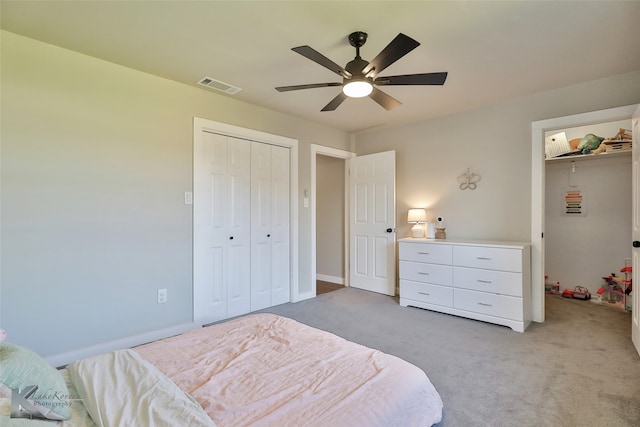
633,241,640,248
267,234,271,238
229,236,234,240
386,228,393,233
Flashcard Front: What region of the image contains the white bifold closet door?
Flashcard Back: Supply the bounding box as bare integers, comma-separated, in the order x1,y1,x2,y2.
196,132,252,322
250,142,291,311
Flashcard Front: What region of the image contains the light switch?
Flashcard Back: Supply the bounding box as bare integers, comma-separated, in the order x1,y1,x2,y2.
184,191,193,205
304,198,309,208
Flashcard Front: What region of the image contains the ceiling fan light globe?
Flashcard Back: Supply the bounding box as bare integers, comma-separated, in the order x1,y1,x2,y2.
343,80,373,98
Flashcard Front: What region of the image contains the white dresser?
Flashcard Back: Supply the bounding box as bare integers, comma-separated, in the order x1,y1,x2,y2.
398,238,531,332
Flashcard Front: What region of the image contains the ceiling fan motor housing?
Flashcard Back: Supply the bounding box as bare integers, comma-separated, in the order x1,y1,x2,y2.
345,57,371,80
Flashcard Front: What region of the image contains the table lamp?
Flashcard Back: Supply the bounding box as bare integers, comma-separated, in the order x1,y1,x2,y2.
407,208,427,238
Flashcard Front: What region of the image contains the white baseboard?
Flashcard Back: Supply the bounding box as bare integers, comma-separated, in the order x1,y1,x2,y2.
316,274,344,285
45,322,197,367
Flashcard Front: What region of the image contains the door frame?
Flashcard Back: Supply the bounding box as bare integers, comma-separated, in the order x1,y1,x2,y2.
192,117,299,325
309,144,354,298
530,104,638,323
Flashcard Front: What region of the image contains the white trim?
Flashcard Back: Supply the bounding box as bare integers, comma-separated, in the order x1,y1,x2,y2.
531,104,638,323
310,144,355,300
192,117,300,317
316,274,345,285
45,323,196,368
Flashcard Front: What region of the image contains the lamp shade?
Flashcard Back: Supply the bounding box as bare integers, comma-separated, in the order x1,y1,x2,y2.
407,208,427,223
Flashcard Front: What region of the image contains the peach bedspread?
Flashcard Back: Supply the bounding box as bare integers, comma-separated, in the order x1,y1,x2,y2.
135,313,442,427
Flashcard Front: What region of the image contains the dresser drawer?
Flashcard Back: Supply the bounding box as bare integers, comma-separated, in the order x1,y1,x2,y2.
453,267,522,297
399,242,452,265
452,245,522,272
400,260,452,286
454,288,523,321
401,280,453,307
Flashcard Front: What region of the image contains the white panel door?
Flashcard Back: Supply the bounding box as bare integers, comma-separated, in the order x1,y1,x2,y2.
349,151,396,295
270,145,291,306
632,104,640,356
194,132,251,324
251,143,291,310
251,142,272,311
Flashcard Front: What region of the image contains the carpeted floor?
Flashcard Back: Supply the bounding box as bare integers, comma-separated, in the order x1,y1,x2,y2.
262,287,640,426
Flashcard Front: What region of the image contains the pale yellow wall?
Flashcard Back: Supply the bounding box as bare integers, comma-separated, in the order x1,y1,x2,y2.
0,31,350,357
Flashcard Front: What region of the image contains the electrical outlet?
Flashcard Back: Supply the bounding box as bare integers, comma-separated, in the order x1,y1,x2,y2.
157,289,167,304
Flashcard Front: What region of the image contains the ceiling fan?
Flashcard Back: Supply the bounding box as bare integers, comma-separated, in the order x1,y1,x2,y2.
275,31,448,112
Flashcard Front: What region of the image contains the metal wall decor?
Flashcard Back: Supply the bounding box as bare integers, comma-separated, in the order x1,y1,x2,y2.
457,168,481,190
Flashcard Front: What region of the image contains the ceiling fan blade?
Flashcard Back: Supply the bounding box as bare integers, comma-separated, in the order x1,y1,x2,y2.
369,87,401,111
276,82,342,92
362,33,420,78
375,72,448,86
321,92,348,111
292,46,352,78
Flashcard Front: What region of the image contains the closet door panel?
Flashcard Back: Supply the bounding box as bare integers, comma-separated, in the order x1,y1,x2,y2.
251,142,273,311
271,145,291,305
198,133,251,321
223,137,251,317
202,133,229,320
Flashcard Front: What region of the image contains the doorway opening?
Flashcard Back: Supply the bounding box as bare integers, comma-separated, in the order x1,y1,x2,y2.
310,145,354,297
531,104,637,323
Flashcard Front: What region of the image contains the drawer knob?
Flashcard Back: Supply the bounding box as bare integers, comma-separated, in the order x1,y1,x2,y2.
476,257,492,260
477,302,493,307
477,280,492,284
418,292,431,296
417,252,430,255
418,272,430,275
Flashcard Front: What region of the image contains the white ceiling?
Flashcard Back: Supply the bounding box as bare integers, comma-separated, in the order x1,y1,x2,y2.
2,1,639,133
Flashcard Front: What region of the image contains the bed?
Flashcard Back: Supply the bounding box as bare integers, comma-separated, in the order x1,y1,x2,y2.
0,313,443,426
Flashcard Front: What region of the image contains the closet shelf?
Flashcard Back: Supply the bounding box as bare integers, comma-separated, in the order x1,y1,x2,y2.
545,149,631,164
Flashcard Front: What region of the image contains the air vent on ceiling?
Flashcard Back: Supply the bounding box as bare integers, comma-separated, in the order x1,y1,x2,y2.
197,76,242,95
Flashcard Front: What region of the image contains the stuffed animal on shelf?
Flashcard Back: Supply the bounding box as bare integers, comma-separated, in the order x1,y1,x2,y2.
577,133,604,154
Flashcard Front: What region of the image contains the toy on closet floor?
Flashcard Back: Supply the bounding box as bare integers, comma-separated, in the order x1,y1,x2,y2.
561,285,591,300
599,265,632,311
545,275,561,295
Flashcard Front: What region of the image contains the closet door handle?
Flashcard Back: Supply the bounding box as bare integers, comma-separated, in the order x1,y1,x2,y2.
633,241,640,248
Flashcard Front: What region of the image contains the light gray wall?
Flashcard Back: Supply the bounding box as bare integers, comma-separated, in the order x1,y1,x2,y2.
545,120,632,297
355,71,640,242
316,155,345,282
0,31,350,357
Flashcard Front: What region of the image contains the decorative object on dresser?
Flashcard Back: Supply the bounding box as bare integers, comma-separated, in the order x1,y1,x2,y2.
398,238,531,332
426,222,437,239
435,216,446,239
407,208,427,238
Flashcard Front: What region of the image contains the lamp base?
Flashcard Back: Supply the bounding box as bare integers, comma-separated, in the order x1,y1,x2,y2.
410,223,424,238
